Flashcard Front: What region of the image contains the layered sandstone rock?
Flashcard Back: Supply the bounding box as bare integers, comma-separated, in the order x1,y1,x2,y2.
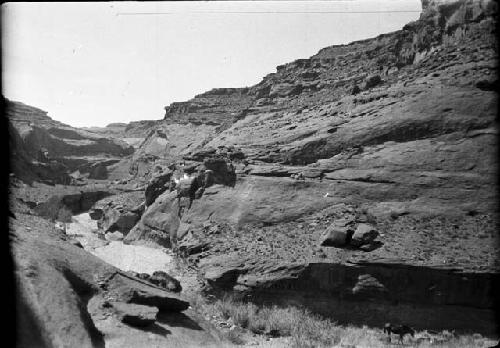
120,0,499,334
6,98,135,183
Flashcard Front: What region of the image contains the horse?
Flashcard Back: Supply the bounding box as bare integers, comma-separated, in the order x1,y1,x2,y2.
384,323,415,344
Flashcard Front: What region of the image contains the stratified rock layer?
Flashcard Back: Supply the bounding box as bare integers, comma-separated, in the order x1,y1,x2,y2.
6,98,134,184
122,0,499,335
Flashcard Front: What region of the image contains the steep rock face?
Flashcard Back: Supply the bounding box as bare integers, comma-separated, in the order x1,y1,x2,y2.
9,120,72,185
122,0,499,334
199,256,499,334
6,98,135,183
82,120,159,149
163,88,253,125
124,148,239,247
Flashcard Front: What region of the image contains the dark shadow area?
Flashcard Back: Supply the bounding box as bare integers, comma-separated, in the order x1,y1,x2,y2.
156,311,204,331
140,322,172,336
16,286,50,348
61,268,105,348
342,240,384,252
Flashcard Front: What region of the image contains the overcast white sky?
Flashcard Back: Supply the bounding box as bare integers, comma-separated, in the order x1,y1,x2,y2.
2,1,421,127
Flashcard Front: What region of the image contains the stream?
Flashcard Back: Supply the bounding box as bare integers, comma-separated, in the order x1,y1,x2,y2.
65,213,174,274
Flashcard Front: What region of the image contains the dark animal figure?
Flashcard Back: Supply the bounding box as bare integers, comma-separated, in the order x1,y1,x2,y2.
384,323,415,344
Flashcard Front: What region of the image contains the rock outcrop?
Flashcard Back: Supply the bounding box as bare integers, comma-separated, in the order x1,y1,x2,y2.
6,98,135,183
120,0,499,335
124,148,239,247
91,191,145,236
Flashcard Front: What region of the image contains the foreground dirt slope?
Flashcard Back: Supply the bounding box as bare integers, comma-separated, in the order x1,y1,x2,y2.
11,207,229,348
120,0,499,334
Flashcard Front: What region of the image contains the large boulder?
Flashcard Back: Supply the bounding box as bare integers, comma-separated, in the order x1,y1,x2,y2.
362,74,382,90
149,271,182,293
95,192,145,235
319,219,355,247
350,223,379,247
124,190,180,247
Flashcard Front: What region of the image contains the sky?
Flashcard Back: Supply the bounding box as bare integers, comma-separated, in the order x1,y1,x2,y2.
2,1,421,127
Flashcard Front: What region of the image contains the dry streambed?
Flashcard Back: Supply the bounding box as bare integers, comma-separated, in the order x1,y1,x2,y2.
65,213,174,274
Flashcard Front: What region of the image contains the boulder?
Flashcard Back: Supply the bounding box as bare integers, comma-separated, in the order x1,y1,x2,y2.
95,192,145,235
149,271,182,293
362,75,382,90
89,208,103,220
350,223,379,247
123,191,180,247
112,302,158,327
351,274,387,298
320,221,354,247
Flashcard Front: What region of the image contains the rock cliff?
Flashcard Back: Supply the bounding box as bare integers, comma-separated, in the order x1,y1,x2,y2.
6,98,135,183
123,0,499,334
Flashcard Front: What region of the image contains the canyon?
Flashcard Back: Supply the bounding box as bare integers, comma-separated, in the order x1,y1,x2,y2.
7,0,499,347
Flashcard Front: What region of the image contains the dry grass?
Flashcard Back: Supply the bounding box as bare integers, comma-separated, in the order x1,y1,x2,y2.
192,294,341,347
188,293,498,348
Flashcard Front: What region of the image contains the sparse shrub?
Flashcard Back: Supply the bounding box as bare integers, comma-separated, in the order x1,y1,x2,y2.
231,303,253,328
266,306,301,336
191,292,494,348
290,311,340,348
248,314,267,334
199,294,341,347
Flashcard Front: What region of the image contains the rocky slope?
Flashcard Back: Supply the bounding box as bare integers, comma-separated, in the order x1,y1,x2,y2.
6,98,135,183
118,0,499,334
10,209,230,348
